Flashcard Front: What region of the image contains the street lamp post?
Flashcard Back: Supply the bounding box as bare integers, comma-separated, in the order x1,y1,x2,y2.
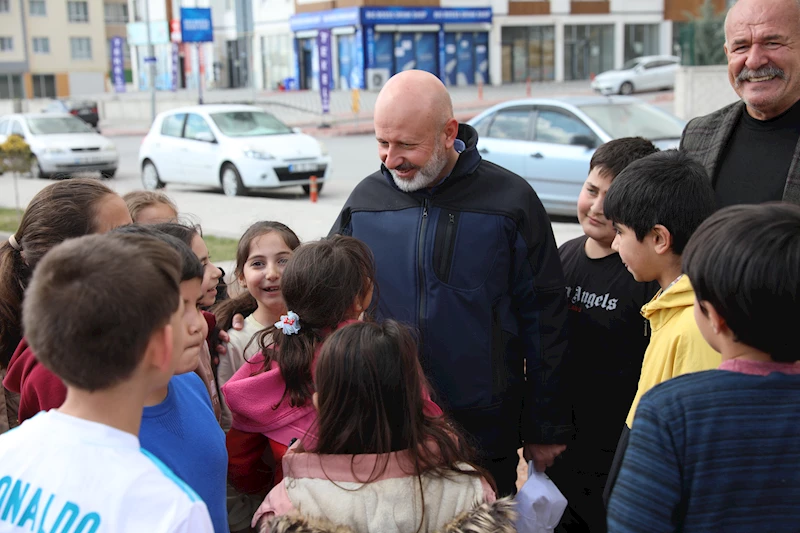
143,0,156,123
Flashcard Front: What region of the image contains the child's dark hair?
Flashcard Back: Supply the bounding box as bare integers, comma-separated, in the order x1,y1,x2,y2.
589,137,659,178
683,203,800,363
151,221,201,247
603,149,715,255
0,179,118,368
23,233,181,390
258,235,376,408
212,221,301,332
314,320,492,517
111,224,203,281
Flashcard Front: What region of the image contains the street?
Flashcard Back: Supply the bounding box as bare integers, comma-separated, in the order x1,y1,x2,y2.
0,133,585,246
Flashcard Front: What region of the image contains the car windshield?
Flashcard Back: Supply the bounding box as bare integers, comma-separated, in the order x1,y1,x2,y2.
578,103,684,140
26,116,95,135
209,111,292,137
621,59,641,70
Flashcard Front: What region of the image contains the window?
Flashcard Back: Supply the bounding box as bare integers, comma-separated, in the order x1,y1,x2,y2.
104,3,128,23
160,114,186,137
0,119,8,133
32,74,56,98
10,120,24,136
0,0,9,13
67,1,89,22
70,37,92,59
486,107,533,141
0,37,12,52
32,37,49,54
29,0,46,15
184,114,214,141
535,109,595,145
0,75,23,99
624,24,660,62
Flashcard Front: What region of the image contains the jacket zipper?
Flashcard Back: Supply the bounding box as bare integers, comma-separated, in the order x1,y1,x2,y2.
438,213,455,281
644,319,649,337
418,199,429,332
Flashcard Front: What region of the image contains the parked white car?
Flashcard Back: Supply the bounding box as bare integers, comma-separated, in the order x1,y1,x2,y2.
591,55,680,95
0,113,118,179
138,105,331,197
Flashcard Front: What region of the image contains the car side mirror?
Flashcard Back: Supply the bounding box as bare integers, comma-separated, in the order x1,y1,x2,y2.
571,135,596,150
195,131,216,143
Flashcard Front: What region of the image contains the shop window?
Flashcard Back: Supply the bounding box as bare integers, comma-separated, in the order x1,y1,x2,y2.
0,74,24,99
624,24,660,62
32,75,56,98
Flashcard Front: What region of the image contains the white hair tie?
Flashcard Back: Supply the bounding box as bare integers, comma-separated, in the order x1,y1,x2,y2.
8,234,20,251
275,311,301,335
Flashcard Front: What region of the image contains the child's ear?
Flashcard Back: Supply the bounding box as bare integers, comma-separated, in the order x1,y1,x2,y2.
701,300,728,336
651,224,674,256
144,324,175,375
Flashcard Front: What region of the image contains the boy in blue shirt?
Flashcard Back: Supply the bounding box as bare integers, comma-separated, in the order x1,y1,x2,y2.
114,224,229,533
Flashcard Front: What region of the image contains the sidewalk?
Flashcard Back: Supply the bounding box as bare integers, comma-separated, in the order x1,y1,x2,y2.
99,80,597,137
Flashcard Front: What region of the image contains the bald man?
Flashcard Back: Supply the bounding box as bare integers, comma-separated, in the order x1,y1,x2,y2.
680,0,800,207
330,70,572,496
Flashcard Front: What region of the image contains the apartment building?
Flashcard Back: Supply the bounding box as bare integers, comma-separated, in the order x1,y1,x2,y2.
268,0,727,89
0,0,109,98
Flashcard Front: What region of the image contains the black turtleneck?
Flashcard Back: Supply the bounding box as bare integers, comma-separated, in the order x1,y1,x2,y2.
714,98,800,209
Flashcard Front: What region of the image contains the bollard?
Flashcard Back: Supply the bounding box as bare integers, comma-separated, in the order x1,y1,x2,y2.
526,77,532,97
309,175,318,203
477,80,484,100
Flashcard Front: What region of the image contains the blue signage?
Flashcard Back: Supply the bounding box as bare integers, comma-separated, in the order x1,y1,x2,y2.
290,6,492,32
317,29,332,114
180,8,213,43
110,36,126,93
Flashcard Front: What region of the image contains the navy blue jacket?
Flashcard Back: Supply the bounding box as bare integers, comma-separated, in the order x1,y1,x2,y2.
330,125,572,456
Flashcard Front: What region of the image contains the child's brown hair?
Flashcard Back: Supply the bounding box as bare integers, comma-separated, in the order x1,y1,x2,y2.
257,235,376,408
23,233,182,390
212,221,301,332
0,179,119,368
123,190,178,223
314,320,492,529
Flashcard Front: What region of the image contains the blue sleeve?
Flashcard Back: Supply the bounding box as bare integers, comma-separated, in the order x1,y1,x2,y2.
513,224,573,444
607,392,683,533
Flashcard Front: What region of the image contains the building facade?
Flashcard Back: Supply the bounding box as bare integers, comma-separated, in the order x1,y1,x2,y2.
0,0,109,98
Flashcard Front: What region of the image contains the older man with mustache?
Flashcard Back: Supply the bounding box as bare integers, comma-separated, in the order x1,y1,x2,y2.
680,0,800,207
330,69,572,497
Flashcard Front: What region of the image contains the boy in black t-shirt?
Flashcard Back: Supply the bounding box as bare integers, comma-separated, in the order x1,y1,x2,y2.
549,138,660,533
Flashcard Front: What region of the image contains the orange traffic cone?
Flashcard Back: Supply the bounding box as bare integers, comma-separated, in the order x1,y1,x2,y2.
309,175,318,203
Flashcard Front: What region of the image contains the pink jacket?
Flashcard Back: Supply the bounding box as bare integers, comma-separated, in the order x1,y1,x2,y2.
254,442,495,532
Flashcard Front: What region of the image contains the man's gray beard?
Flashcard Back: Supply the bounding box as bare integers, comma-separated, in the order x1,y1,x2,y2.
389,144,449,192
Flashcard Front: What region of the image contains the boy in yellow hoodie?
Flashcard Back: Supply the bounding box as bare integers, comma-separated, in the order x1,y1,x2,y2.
601,150,720,501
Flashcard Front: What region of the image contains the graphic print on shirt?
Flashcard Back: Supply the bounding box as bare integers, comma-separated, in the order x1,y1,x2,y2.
565,285,618,312
0,475,101,532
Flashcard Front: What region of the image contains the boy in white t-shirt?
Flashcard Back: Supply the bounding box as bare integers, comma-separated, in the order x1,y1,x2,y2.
0,233,213,533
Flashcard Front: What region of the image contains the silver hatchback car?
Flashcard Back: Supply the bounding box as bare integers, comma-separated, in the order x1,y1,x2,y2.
467,96,685,216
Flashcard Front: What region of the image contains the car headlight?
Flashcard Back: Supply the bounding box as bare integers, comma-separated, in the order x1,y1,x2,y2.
103,143,117,152
42,147,66,155
318,141,328,156
243,149,274,160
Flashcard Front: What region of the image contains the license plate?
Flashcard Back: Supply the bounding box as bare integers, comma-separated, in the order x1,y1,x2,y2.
288,163,318,173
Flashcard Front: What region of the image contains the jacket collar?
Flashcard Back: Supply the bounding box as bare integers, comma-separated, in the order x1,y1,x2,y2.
379,124,482,195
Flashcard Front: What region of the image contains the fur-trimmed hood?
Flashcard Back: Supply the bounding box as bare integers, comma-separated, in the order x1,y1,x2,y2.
259,497,517,533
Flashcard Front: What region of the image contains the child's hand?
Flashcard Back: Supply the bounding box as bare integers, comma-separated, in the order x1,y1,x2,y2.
214,316,245,358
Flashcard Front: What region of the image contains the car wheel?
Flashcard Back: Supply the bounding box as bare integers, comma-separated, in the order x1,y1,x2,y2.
100,169,116,179
142,160,165,190
619,82,634,95
221,164,247,197
30,156,49,179
302,182,324,195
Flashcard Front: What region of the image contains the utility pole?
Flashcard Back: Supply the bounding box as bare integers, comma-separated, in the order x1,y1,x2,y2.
143,0,156,123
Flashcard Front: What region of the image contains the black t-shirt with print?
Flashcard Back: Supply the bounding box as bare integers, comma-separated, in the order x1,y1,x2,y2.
558,236,660,450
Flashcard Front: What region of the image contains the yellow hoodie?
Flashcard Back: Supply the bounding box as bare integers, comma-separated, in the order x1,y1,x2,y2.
625,275,721,428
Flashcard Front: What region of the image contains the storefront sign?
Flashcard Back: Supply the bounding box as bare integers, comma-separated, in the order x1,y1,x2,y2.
110,36,126,93
317,29,332,114
180,8,213,43
290,6,492,32
127,21,170,46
